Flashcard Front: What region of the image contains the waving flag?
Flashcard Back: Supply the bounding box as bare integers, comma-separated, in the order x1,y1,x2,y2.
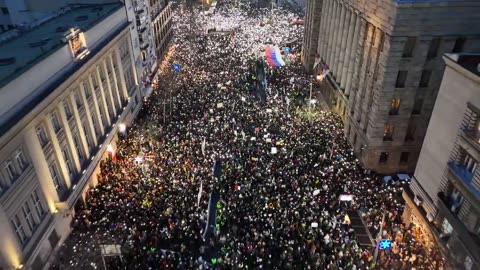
264,45,286,67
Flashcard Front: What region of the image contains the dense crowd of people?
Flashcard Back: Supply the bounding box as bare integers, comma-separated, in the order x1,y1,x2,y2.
53,0,445,269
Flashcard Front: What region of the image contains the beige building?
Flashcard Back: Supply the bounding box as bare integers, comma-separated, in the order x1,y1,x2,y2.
302,0,480,173
0,3,143,269
402,53,480,270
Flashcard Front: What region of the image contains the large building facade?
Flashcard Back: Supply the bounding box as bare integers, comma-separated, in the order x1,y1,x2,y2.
302,0,480,173
0,3,143,269
403,53,480,270
124,0,173,94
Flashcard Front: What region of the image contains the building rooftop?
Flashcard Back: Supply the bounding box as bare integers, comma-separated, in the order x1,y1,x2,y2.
0,3,122,88
457,54,480,77
446,53,480,77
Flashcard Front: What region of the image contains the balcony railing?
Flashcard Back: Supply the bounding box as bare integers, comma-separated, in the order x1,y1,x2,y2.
463,127,480,145
448,161,480,199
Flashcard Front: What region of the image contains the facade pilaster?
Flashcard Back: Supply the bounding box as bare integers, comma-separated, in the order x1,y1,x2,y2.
345,13,361,96
44,113,72,189
23,127,60,204
337,7,351,84
333,4,347,78
341,10,356,91
57,96,82,174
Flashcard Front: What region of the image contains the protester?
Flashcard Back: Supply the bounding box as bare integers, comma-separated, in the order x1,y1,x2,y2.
52,1,444,269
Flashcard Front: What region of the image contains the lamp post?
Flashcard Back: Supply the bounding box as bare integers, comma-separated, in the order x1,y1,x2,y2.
373,209,387,267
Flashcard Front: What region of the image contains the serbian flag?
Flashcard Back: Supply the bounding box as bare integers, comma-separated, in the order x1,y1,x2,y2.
264,45,286,67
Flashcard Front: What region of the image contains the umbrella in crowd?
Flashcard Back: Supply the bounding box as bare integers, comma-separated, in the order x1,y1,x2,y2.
51,1,445,269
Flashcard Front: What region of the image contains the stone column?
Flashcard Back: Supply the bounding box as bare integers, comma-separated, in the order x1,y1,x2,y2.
79,81,98,147
57,96,81,173
325,0,338,65
337,8,351,85
333,4,346,78
317,0,329,60
95,67,113,127
24,127,61,204
106,54,122,113
341,10,356,90
114,47,130,101
100,61,117,119
344,13,362,96
88,74,106,137
69,93,89,161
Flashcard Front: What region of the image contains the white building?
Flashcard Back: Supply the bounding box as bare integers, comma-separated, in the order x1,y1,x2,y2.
0,2,143,269
403,53,480,270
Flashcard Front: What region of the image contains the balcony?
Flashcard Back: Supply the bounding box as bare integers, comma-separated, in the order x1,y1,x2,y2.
448,161,480,199
437,192,480,261
138,25,147,33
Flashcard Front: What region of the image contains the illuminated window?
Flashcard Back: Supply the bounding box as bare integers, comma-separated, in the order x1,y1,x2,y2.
389,98,400,115
383,124,394,141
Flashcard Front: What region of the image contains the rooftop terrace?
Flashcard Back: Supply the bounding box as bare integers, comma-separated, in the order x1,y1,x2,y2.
0,3,122,88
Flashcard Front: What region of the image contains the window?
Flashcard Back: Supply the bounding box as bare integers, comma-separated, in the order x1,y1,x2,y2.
405,121,416,142
402,37,416,57
452,37,466,53
91,73,98,89
50,111,61,132
395,71,407,88
36,125,49,146
11,215,27,244
31,190,45,218
15,150,28,170
5,160,16,180
82,81,91,100
462,153,477,174
62,147,74,176
419,70,432,88
379,152,389,165
400,152,409,165
49,162,62,191
82,123,93,150
412,99,423,115
74,92,83,110
73,133,84,162
427,37,441,59
383,124,394,141
1,7,9,14
98,66,106,82
22,202,35,232
64,100,73,119
92,117,100,137
390,98,400,115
